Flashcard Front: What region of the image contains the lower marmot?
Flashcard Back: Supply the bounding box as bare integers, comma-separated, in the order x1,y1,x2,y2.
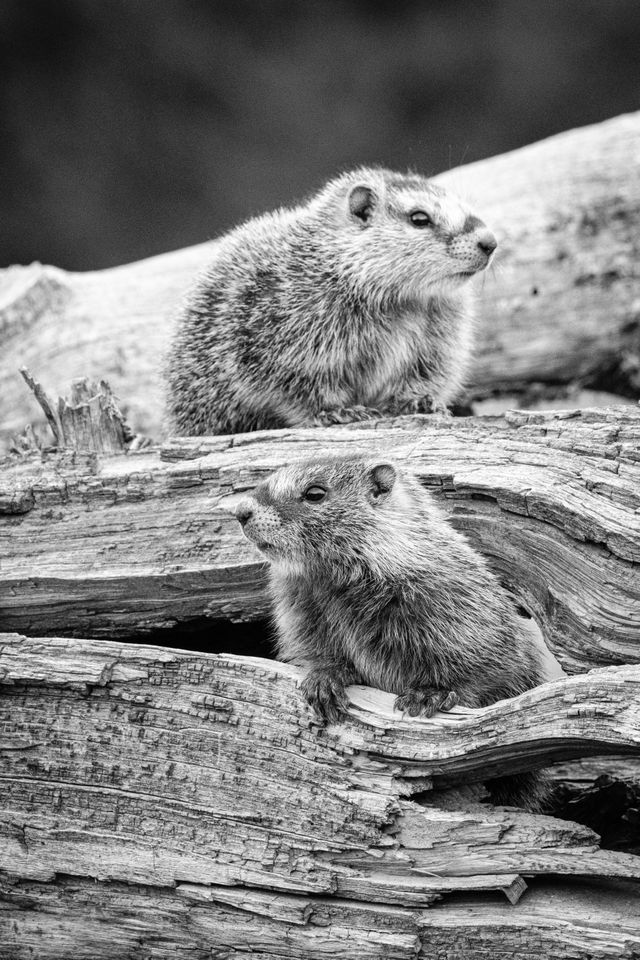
167,168,496,435
235,456,548,810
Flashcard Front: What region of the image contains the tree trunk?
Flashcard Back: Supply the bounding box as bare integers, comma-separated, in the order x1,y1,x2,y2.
1,111,640,447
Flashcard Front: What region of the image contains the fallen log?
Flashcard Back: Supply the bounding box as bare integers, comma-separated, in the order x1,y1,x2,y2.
3,876,640,960
1,111,640,447
1,407,639,674
1,631,640,957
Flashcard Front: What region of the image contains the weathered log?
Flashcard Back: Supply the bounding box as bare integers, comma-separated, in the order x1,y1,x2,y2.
1,407,639,674
1,111,640,447
2,877,640,960
1,631,639,957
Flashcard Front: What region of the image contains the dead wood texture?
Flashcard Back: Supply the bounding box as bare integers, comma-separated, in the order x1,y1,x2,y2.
1,632,640,958
18,368,131,454
4,877,640,960
1,111,640,447
1,406,639,674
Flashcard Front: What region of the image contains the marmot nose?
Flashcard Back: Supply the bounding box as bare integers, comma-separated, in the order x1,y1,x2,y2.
235,499,254,527
477,230,497,257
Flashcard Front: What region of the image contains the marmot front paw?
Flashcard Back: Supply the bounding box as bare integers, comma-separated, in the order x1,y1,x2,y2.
300,670,348,724
315,405,381,426
395,687,459,718
388,396,451,417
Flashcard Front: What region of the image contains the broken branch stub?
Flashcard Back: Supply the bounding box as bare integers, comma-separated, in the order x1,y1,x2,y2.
19,367,131,454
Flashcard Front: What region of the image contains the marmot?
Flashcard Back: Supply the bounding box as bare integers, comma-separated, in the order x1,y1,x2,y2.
235,456,547,810
167,168,496,435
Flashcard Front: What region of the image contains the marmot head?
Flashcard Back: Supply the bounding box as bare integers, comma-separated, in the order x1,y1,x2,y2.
235,456,418,578
312,168,497,296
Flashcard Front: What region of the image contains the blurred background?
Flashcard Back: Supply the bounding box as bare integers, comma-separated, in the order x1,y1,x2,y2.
1,0,639,271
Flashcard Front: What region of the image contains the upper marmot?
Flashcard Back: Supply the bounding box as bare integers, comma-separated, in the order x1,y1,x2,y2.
166,168,497,435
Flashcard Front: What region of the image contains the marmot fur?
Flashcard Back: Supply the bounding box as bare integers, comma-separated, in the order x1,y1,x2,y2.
167,168,496,435
236,456,547,809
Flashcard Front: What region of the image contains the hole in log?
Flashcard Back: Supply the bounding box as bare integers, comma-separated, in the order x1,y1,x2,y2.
547,760,640,856
119,616,276,659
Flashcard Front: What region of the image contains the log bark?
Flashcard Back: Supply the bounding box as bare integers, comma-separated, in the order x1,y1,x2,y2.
1,406,639,674
1,632,640,957
1,111,640,447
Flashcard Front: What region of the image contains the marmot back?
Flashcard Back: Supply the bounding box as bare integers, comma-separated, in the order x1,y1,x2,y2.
166,168,496,435
236,455,548,810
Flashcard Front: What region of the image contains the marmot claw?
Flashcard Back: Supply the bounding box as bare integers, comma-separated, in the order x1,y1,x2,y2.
300,671,348,724
394,687,459,718
315,406,381,426
390,396,451,417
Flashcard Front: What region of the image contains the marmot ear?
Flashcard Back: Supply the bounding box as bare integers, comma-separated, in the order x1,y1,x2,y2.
348,185,376,224
369,463,396,501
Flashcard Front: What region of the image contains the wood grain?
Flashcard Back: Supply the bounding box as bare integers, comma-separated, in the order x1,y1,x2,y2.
2,632,640,894
2,875,640,959
1,631,640,955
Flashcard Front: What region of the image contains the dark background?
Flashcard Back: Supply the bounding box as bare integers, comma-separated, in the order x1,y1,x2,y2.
1,0,639,271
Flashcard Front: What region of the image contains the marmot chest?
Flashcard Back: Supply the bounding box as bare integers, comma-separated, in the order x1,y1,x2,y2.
344,308,428,405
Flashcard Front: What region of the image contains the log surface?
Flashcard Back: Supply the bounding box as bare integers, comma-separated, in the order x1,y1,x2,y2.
1,407,639,673
1,631,640,956
1,111,640,446
3,876,640,960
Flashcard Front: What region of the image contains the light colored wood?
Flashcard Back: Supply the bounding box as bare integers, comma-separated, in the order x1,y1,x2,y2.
18,367,131,454
1,632,640,895
2,112,640,447
438,110,640,399
2,876,640,959
1,407,639,673
1,632,640,955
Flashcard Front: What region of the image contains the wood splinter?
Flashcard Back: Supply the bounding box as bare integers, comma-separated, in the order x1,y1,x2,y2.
19,366,133,455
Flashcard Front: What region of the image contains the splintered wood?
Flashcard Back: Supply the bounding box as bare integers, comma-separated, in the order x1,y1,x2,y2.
17,367,131,454
1,632,640,957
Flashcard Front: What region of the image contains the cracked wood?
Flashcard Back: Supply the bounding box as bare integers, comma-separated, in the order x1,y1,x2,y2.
2,876,640,959
1,631,640,909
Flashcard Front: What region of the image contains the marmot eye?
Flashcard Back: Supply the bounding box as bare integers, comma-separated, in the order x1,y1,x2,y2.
410,211,433,227
303,485,327,503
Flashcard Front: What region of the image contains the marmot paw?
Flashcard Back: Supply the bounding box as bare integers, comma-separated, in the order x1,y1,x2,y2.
429,400,452,418
394,687,459,718
393,396,450,417
315,405,381,426
301,671,348,724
